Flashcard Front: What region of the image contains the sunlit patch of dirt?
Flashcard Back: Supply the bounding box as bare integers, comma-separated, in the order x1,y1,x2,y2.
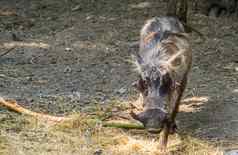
2,41,50,49
129,2,152,9
180,96,209,113
233,89,238,93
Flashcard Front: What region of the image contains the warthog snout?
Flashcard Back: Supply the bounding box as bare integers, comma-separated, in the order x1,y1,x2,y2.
131,108,167,133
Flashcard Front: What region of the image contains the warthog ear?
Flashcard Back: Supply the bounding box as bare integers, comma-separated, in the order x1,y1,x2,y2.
131,52,144,72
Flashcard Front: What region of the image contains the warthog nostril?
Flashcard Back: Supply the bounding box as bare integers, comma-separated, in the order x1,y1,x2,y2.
147,127,162,134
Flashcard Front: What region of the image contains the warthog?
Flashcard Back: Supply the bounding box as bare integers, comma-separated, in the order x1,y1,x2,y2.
131,16,192,149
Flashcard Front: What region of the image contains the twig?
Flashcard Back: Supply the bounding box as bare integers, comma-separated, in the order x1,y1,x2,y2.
0,47,16,57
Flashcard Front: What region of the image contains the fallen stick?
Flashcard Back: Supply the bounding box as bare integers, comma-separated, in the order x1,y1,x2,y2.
0,97,71,123
0,97,145,129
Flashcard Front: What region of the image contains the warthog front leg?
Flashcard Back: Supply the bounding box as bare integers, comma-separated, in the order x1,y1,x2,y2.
159,76,187,150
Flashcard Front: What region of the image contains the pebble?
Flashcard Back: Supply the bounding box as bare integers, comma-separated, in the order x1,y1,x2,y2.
65,47,72,52
235,67,238,72
93,149,103,155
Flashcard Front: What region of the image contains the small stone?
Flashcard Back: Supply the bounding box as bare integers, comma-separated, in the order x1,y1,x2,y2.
93,149,103,155
65,47,72,52
26,76,33,81
72,91,81,99
233,89,238,93
50,58,57,64
235,67,238,72
72,5,81,11
86,16,93,20
64,66,72,73
77,68,82,72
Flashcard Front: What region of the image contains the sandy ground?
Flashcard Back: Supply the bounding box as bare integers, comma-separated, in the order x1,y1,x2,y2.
0,0,238,154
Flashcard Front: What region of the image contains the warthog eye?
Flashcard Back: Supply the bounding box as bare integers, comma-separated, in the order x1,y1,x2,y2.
135,76,148,96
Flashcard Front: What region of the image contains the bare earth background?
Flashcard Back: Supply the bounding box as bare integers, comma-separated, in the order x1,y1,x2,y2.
0,0,238,154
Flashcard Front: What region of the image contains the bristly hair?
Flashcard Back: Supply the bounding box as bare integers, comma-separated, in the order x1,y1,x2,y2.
134,17,189,80
131,53,143,73
140,17,185,52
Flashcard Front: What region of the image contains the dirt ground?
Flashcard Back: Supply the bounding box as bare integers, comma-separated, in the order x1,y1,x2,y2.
0,0,238,154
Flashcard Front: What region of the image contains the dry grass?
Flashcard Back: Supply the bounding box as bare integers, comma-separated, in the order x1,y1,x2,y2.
0,100,224,155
